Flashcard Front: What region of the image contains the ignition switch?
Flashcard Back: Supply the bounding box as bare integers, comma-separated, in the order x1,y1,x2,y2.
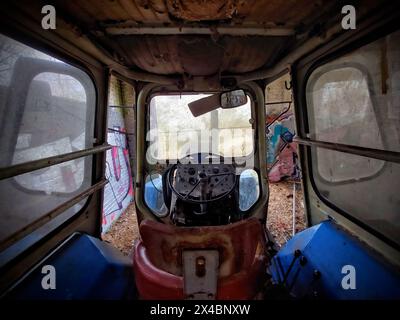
196,256,206,277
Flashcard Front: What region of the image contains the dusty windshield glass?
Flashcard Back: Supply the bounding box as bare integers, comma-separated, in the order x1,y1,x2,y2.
147,94,254,162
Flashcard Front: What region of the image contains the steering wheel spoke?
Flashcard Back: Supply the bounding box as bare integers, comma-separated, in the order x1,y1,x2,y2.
168,153,237,204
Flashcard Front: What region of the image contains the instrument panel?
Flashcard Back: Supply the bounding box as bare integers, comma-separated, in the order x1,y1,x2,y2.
174,163,236,200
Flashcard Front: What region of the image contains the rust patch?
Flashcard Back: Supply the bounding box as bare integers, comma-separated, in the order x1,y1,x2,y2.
166,0,238,21
140,218,267,277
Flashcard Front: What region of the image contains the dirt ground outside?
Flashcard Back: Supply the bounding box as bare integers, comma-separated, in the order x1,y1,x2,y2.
267,181,306,247
102,204,139,256
102,180,306,255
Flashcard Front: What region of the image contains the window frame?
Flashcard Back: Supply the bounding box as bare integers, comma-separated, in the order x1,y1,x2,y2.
0,31,106,256
294,22,400,251
141,88,263,219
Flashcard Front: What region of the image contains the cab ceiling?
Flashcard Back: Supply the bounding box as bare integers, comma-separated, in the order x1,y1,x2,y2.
53,0,328,28
51,0,340,77
3,0,382,78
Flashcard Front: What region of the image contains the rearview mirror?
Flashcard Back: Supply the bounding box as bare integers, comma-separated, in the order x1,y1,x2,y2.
220,90,247,109
188,89,248,117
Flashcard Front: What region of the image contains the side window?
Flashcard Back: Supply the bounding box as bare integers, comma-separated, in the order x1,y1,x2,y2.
307,67,384,182
305,30,400,246
265,73,296,174
102,76,135,232
0,34,95,250
13,72,91,193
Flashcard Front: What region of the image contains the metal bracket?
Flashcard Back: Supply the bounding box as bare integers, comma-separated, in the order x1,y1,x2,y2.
183,250,219,300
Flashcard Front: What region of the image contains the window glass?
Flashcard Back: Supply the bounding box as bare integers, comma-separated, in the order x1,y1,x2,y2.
306,30,400,245
144,173,167,217
239,169,260,211
308,66,385,181
0,34,95,168
309,68,382,147
0,34,95,246
148,94,253,161
0,156,92,244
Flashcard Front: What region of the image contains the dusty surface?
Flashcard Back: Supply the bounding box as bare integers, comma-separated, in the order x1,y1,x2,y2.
103,181,306,255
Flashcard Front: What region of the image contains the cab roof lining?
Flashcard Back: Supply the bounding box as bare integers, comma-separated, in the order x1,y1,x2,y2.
1,0,389,82
102,35,291,76
48,0,340,77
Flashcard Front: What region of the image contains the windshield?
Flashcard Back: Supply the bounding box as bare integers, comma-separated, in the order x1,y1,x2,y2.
147,94,254,162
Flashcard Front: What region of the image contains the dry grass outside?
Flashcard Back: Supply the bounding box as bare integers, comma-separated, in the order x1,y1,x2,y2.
103,181,306,255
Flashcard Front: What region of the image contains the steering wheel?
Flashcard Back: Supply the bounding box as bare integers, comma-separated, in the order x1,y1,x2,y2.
167,153,237,204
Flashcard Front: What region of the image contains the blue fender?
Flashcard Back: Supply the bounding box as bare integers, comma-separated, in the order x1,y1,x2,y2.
269,221,400,299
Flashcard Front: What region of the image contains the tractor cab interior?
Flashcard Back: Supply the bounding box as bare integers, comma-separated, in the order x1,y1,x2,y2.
0,0,400,300
135,87,270,299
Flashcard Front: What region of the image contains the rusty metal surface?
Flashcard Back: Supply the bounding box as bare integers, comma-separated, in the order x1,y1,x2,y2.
111,34,289,75
134,216,270,299
134,233,269,299
42,0,336,77
166,0,331,27
54,0,170,27
52,0,330,27
2,1,385,79
139,217,267,277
